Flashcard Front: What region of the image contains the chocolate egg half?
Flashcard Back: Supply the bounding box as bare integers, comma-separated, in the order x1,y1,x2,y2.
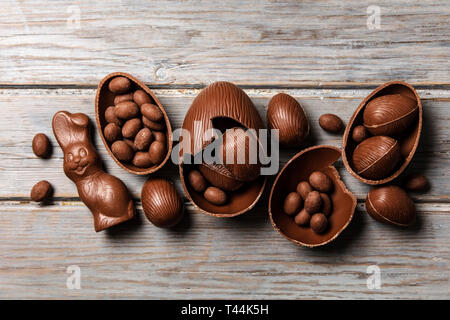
365,185,416,226
267,93,309,148
269,145,356,247
95,72,173,175
141,178,184,228
342,81,422,185
363,94,418,136
352,135,401,180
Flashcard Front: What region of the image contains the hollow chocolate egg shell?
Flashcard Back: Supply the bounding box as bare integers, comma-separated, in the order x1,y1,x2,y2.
179,82,266,218
95,72,173,175
342,81,422,185
269,145,356,247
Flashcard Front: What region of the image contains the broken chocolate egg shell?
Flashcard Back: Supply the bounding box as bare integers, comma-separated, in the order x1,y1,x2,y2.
95,72,172,175
181,155,266,218
179,81,267,218
342,81,422,185
269,145,356,247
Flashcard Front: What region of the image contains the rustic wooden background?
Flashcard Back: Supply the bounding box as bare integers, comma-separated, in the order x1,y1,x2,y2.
0,0,449,299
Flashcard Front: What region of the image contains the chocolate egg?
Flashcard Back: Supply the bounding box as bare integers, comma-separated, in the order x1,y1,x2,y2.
198,163,243,191
283,192,303,216
309,171,333,193
404,173,430,192
342,81,422,185
319,114,344,133
108,76,130,94
132,151,152,168
310,213,328,233
363,94,418,136
365,185,416,226
188,170,207,193
32,133,51,158
352,136,401,180
294,208,310,226
304,191,322,214
111,140,134,162
181,81,264,154
141,178,184,228
204,186,228,206
218,127,261,182
269,145,356,247
320,193,332,216
96,72,173,175
267,93,309,148
352,125,369,143
30,180,53,202
296,181,313,200
104,123,122,143
179,81,266,218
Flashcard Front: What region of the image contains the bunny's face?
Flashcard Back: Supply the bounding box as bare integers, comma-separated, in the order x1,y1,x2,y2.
64,143,99,178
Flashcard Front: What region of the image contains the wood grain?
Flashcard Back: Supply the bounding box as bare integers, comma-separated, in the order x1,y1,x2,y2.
0,0,449,300
0,201,448,299
1,0,449,86
0,88,448,202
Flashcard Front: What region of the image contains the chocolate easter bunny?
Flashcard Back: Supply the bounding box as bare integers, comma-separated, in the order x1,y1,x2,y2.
52,111,134,232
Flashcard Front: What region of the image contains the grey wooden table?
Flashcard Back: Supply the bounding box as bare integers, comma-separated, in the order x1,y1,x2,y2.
0,0,449,299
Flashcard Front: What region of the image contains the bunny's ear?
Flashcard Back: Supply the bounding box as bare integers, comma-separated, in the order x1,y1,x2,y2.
70,113,91,145
52,111,90,150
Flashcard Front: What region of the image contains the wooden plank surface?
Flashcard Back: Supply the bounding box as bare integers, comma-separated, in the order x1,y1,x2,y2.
0,0,449,86
0,0,449,300
0,87,449,299
0,201,449,299
1,88,449,201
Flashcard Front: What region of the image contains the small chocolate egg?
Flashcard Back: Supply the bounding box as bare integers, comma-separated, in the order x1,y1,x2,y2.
296,181,313,200
304,191,322,214
309,171,333,193
404,173,430,192
352,125,369,143
188,170,207,193
283,192,303,216
149,141,166,165
310,213,328,233
204,186,228,206
30,180,53,202
320,193,332,217
365,185,416,226
319,114,344,133
294,208,310,226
